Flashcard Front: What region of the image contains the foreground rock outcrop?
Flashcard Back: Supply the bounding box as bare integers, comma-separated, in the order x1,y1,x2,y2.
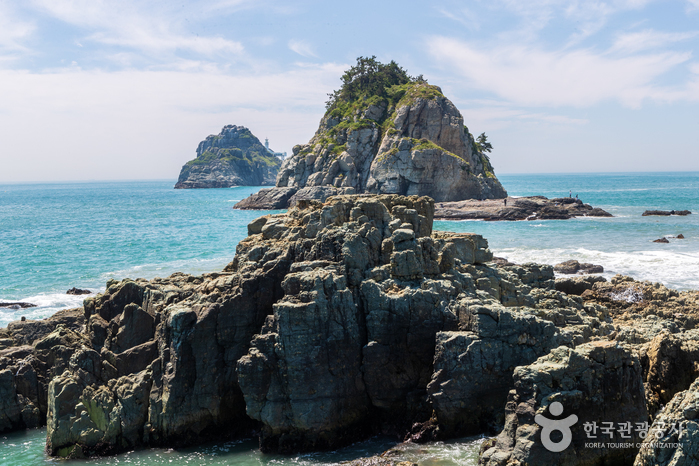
0,309,84,433
235,58,506,209
3,191,699,464
175,125,281,189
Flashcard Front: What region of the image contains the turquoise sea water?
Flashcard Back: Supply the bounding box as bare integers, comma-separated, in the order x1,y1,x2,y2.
0,173,697,464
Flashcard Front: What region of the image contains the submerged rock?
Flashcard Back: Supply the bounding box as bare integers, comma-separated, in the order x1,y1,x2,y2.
642,210,691,216
175,125,281,189
0,302,37,309
66,288,91,295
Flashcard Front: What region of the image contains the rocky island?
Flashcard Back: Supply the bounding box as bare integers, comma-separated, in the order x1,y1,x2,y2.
434,196,612,221
235,57,507,209
175,125,282,189
1,193,698,466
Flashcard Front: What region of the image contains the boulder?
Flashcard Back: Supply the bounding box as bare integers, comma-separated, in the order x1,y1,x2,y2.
653,238,670,243
66,288,91,295
0,302,37,309
234,187,298,210
555,275,607,295
554,260,604,274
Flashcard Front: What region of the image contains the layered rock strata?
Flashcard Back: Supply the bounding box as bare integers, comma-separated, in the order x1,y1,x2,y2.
2,194,699,464
434,196,612,221
0,309,84,433
175,125,281,188
235,79,506,209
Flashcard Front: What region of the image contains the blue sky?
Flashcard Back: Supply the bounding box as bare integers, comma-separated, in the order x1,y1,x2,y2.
1,0,698,182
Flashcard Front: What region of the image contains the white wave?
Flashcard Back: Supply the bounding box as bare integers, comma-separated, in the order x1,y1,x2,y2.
0,292,96,328
101,256,232,283
495,246,699,290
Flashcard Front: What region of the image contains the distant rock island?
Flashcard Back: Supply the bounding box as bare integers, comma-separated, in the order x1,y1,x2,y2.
175,125,282,189
235,57,507,209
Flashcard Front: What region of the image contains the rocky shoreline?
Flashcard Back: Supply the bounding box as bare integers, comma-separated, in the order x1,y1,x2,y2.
434,196,612,221
1,194,698,465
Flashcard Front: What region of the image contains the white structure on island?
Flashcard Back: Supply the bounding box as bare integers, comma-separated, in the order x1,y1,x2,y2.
265,138,287,160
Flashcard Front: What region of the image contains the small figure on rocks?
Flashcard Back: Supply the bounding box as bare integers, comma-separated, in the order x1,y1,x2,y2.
504,199,507,206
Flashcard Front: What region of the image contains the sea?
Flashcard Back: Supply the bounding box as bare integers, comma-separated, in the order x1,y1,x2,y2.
1,172,697,465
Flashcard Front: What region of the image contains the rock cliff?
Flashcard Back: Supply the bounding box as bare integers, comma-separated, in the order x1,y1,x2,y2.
3,194,699,464
175,125,281,188
235,58,506,209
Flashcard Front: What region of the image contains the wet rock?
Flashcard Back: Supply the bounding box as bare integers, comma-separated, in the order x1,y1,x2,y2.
234,187,298,210
0,302,37,309
66,288,91,295
653,238,670,243
555,275,607,295
642,210,691,216
554,260,604,275
434,196,612,221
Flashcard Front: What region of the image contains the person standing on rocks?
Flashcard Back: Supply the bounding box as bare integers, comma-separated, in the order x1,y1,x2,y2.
504,199,507,206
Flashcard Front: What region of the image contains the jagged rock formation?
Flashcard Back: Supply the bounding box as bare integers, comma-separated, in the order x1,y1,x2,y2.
0,309,84,433
634,376,699,466
4,194,699,463
235,59,506,209
175,125,281,189
479,342,648,466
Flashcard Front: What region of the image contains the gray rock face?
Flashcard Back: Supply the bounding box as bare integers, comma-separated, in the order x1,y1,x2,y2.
11,193,699,462
175,125,281,189
0,309,85,433
235,83,507,209
434,196,613,221
634,376,699,466
479,342,648,466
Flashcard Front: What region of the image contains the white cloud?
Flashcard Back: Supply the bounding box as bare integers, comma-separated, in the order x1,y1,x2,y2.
0,1,35,53
610,29,698,53
436,6,480,31
288,39,317,58
428,36,690,107
30,0,244,58
0,62,346,182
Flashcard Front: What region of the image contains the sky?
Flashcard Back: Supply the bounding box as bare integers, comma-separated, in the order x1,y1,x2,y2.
1,0,698,182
